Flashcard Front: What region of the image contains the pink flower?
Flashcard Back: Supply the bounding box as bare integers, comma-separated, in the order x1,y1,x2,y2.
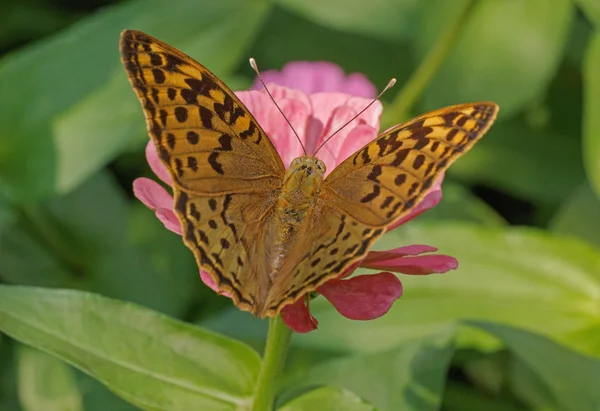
133,61,457,333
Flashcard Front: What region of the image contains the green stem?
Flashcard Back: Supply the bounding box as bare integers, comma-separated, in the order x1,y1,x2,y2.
252,315,292,411
382,0,479,127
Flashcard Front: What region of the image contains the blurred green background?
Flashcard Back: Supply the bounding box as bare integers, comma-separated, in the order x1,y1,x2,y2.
1,0,600,410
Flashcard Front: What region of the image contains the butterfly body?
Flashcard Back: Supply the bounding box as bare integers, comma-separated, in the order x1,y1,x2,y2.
120,30,499,318
277,157,326,224
256,156,326,314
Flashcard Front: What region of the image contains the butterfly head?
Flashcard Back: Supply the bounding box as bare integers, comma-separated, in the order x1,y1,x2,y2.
283,157,326,202
289,156,326,178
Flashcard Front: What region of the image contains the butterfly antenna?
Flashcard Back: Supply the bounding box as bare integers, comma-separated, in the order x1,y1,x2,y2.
313,78,396,156
249,58,307,156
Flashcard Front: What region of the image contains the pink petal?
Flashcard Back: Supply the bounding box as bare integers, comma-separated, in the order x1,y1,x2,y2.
237,88,310,166
253,61,376,98
363,245,439,263
314,104,360,170
348,246,452,279
267,84,312,111
309,93,373,135
145,141,172,185
343,73,378,98
304,116,325,154
200,270,232,297
133,177,173,210
281,298,318,333
363,253,458,275
362,244,458,274
236,89,272,116
387,173,444,231
133,178,182,235
318,272,403,320
200,270,220,292
324,124,379,171
155,208,182,235
267,99,312,167
339,95,382,129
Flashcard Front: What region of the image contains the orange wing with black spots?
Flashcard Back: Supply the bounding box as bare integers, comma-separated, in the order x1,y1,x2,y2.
120,30,285,194
321,103,498,227
120,30,286,314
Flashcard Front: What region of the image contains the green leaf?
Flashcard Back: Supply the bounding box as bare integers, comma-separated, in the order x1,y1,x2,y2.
286,327,455,411
416,0,573,118
0,172,197,316
280,387,379,411
443,382,526,411
273,0,419,41
0,286,261,411
76,373,138,411
474,321,600,411
0,209,75,288
17,345,82,411
445,55,584,204
0,0,270,203
584,30,600,199
0,339,21,411
508,358,560,411
550,182,600,249
299,223,600,357
448,113,584,204
576,0,600,24
417,182,505,226
0,3,75,50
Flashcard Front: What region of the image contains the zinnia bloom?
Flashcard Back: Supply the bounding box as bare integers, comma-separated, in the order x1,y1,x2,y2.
133,61,458,333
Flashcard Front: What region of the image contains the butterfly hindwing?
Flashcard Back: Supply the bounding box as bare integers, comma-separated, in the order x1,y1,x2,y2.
263,204,384,313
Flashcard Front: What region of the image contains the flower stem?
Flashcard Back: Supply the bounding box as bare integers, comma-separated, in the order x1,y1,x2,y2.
382,0,479,127
252,315,292,411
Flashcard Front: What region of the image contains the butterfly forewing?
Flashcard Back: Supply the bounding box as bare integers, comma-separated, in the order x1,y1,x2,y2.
120,30,285,194
322,103,498,227
120,30,286,314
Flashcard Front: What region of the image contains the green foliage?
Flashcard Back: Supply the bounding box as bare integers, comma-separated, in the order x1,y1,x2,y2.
1,0,600,410
0,286,261,411
302,224,600,356
417,0,573,118
16,346,82,411
279,387,380,411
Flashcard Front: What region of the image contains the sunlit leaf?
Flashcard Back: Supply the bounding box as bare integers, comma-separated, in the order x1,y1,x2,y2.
0,286,261,411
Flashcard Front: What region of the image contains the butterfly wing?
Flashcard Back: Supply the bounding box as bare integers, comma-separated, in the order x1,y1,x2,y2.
120,30,286,314
321,103,498,226
263,103,498,312
262,204,385,315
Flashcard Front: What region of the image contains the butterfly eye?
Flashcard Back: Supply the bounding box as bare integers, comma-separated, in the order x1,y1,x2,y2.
290,157,303,167
316,160,326,172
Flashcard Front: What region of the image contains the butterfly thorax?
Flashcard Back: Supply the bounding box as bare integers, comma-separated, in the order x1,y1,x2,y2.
270,157,326,273
278,157,326,221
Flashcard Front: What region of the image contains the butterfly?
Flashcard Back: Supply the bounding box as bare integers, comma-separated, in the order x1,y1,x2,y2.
119,30,498,318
